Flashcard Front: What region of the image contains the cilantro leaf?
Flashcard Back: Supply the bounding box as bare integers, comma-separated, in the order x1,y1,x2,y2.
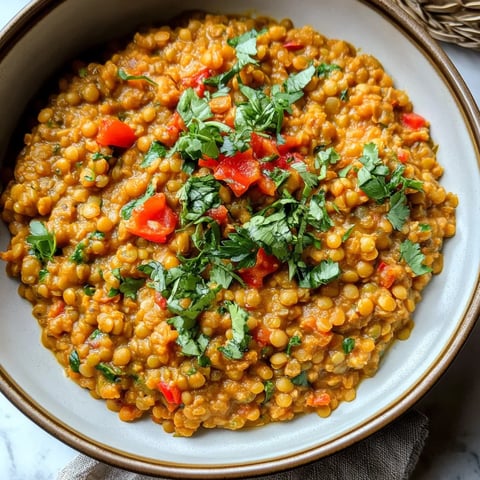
218,301,251,360
205,29,262,88
141,141,167,168
263,380,275,404
342,337,355,354
95,362,123,382
286,335,301,355
284,64,316,92
178,174,222,225
298,259,341,288
69,241,87,264
110,267,145,300
118,68,158,86
69,350,80,373
399,239,432,276
307,191,334,232
291,370,310,387
387,191,409,230
216,227,259,269
177,87,213,125
315,63,342,77
315,147,340,180
26,220,57,264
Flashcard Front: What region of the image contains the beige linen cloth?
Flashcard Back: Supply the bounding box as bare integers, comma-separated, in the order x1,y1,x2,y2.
57,409,428,480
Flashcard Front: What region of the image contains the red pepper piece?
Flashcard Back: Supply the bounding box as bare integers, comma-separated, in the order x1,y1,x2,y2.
158,381,182,411
306,392,331,407
206,205,229,225
239,248,280,288
126,193,178,243
401,112,427,130
252,326,271,347
283,41,304,51
377,261,397,289
154,291,168,309
164,112,186,147
96,118,137,148
182,67,212,97
212,151,262,197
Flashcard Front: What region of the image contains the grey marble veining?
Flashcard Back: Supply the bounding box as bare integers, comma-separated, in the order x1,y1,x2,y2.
0,2,479,480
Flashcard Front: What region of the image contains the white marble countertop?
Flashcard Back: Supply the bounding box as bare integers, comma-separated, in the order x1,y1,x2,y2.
0,1,479,479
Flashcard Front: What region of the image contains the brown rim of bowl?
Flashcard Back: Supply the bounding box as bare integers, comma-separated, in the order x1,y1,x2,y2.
0,0,479,478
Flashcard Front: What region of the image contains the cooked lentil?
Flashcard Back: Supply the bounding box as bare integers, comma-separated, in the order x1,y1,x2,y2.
0,13,457,436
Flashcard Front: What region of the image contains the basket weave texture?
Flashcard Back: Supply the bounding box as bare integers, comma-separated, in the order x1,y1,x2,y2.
395,0,480,50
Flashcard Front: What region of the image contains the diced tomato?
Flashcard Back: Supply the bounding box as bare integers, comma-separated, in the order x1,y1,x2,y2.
397,149,409,164
283,41,304,51
401,112,428,130
251,132,280,160
158,381,182,411
154,291,168,309
211,151,262,197
239,248,280,288
277,135,303,155
198,156,219,170
164,112,186,147
256,174,277,196
48,299,65,318
96,118,137,148
377,261,397,289
126,193,178,243
252,326,271,347
182,67,212,97
206,205,229,225
306,392,331,407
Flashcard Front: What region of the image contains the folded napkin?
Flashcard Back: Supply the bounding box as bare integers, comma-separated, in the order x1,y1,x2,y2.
57,409,428,480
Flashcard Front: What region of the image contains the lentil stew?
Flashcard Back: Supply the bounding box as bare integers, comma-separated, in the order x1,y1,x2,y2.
0,13,457,437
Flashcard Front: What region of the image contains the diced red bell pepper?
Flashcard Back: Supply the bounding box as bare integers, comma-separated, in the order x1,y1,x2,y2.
206,205,229,225
154,291,168,309
126,193,178,243
96,118,137,148
377,261,397,289
397,149,409,164
283,41,304,51
158,381,182,411
306,392,331,407
401,112,427,130
48,299,65,318
251,132,280,160
252,326,271,347
256,174,277,196
182,67,212,97
239,247,280,288
164,112,186,147
211,151,262,197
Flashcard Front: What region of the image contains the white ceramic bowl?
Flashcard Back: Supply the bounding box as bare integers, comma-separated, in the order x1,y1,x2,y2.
0,0,479,477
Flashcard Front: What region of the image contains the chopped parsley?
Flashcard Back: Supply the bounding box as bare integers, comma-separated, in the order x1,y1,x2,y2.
83,285,96,296
291,370,310,387
263,380,275,404
26,220,56,264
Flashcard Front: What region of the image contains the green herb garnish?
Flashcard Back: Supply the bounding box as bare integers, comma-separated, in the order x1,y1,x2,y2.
399,240,432,276
26,220,56,264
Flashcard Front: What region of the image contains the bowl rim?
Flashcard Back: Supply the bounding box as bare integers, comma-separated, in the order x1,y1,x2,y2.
0,0,479,477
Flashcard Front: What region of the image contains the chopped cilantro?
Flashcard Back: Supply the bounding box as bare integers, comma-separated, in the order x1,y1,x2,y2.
399,239,432,276
291,370,310,387
69,350,80,373
315,62,342,77
69,241,87,264
141,141,167,168
342,337,355,354
218,301,251,360
286,335,301,355
297,259,341,289
178,174,222,225
263,380,275,404
26,220,56,264
118,68,158,86
83,285,96,296
95,362,123,382
109,268,145,300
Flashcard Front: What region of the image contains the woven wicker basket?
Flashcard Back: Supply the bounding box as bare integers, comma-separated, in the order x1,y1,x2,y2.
395,0,480,50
